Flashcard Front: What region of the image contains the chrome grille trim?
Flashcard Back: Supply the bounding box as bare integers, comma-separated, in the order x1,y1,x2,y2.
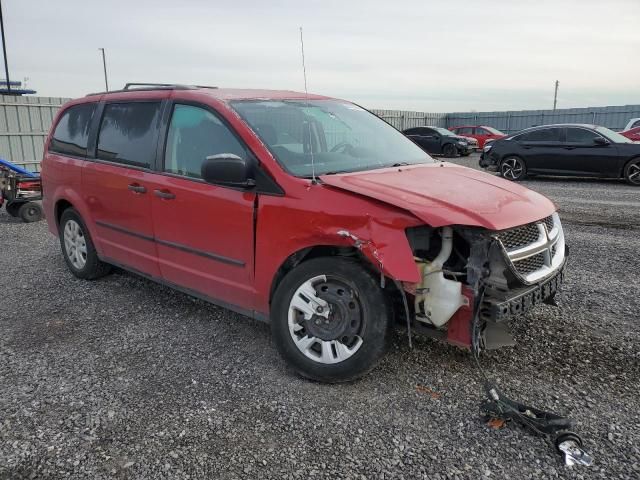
494,213,565,284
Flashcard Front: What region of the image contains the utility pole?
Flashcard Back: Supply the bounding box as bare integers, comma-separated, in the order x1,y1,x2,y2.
98,48,109,91
553,80,559,111
0,0,11,93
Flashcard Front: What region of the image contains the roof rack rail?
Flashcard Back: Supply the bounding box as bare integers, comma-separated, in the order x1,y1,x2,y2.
86,83,218,97
123,82,193,90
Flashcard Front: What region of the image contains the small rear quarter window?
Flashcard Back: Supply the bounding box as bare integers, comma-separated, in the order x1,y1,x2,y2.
49,103,96,157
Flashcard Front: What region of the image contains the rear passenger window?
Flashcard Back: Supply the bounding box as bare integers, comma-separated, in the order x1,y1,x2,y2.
49,103,96,157
97,102,161,168
164,104,245,179
516,128,562,142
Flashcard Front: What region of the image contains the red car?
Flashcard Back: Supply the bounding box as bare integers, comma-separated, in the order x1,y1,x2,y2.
41,84,565,382
621,126,640,142
449,125,506,148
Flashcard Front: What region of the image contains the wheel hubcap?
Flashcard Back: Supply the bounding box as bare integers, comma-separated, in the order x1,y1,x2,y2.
628,163,640,184
288,275,364,364
63,220,88,269
502,158,523,180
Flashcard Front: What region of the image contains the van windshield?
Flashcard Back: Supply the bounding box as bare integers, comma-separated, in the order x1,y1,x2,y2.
231,100,434,177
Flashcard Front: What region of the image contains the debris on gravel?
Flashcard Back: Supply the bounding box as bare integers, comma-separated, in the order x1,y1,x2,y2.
1,166,639,478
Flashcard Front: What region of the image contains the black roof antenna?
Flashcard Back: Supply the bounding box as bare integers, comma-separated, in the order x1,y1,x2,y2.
299,26,316,184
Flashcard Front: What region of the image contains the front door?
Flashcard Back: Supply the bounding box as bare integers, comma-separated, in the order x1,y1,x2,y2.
149,103,256,309
474,127,491,148
82,101,163,277
413,128,442,154
561,127,620,176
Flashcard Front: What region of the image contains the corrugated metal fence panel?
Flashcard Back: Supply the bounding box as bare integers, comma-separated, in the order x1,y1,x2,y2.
446,105,640,134
2,98,639,173
0,95,70,172
371,109,448,130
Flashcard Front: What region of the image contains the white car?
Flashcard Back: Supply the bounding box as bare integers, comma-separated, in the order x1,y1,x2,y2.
623,118,640,131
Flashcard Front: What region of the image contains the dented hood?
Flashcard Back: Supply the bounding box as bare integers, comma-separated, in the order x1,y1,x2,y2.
320,163,556,231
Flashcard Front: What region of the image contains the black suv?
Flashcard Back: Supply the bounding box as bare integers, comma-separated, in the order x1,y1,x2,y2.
403,126,473,157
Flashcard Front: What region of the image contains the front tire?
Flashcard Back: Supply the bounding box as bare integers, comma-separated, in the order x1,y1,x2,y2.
624,158,640,185
500,156,527,181
271,257,390,383
59,208,111,280
443,143,457,158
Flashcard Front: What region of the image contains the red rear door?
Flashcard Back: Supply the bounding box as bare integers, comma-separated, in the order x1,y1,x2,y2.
148,102,256,309
82,101,163,277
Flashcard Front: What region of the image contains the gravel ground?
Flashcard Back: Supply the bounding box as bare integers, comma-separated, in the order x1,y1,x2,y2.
1,156,639,479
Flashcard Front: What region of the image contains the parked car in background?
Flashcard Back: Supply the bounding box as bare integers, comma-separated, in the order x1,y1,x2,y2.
460,135,479,151
41,84,567,382
402,126,473,157
621,126,640,142
480,124,640,185
449,125,506,148
623,118,640,131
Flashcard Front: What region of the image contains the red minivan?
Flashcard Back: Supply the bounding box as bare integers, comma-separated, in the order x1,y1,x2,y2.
41,84,566,382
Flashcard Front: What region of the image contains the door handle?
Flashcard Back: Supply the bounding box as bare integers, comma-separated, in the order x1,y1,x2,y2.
564,146,576,150
127,183,146,194
154,189,176,200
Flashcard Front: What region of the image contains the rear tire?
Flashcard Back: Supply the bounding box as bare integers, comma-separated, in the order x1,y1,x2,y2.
59,208,111,280
500,156,527,181
624,158,640,185
18,201,43,223
443,143,457,158
5,201,21,217
271,257,390,383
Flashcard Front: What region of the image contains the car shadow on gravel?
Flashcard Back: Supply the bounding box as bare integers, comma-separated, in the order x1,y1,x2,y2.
523,176,627,186
0,213,24,224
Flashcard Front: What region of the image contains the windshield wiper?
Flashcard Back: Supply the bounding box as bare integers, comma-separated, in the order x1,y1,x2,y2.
323,170,352,175
390,162,410,167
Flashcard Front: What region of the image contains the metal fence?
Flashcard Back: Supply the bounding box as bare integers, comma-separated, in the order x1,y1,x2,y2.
445,105,640,134
0,95,69,172
370,109,447,130
2,96,639,173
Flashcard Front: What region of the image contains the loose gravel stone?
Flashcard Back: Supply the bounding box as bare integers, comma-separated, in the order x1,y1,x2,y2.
1,156,638,479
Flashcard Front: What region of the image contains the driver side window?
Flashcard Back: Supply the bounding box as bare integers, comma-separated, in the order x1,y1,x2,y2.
164,104,245,178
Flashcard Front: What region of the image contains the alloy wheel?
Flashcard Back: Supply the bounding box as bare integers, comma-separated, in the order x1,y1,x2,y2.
288,275,364,364
627,161,640,185
501,157,524,180
63,219,88,269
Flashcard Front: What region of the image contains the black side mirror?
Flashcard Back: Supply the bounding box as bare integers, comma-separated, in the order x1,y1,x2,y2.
201,154,255,188
594,137,610,146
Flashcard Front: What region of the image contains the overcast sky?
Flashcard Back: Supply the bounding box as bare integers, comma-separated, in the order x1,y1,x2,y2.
5,0,640,112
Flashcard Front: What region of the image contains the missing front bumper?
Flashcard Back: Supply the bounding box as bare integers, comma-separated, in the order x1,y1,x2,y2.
482,263,565,323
